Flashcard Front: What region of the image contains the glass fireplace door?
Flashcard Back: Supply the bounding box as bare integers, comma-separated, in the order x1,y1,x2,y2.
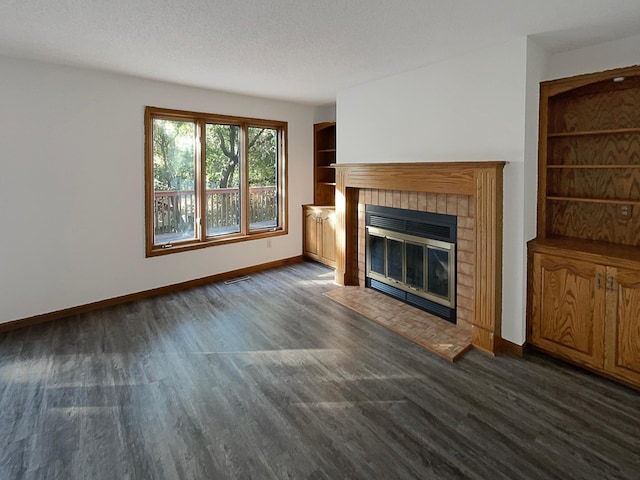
368,233,385,276
405,242,425,290
366,225,455,309
386,237,404,282
427,246,451,301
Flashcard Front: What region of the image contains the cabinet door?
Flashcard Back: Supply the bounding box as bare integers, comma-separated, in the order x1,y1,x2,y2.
320,213,336,267
531,253,605,368
303,209,320,260
605,266,640,386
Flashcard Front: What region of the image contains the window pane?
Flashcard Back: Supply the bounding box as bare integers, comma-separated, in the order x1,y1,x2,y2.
248,127,278,231
152,119,196,244
205,123,241,236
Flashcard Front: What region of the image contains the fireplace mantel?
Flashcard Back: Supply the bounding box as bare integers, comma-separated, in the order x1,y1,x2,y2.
332,161,505,354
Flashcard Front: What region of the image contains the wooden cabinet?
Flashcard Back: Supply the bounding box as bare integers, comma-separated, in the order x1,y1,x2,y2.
303,205,336,268
529,65,640,388
530,252,605,369
529,244,640,387
604,266,640,386
314,122,336,206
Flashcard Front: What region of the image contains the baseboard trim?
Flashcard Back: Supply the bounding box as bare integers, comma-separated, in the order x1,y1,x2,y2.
496,337,526,357
0,256,304,334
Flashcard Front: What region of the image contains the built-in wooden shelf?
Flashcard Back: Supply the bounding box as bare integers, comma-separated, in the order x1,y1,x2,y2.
547,164,640,169
547,196,640,205
548,127,640,137
532,237,640,265
313,122,336,206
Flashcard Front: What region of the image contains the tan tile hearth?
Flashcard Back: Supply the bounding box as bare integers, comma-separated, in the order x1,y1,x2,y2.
324,286,472,361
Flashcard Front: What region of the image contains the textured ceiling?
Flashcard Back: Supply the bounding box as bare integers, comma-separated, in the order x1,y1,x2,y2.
1,0,640,105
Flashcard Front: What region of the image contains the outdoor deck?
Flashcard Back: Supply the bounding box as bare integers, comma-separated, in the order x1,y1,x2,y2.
154,186,276,242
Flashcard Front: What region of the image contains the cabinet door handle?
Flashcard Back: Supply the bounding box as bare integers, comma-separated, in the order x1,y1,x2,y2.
608,276,615,292
596,273,602,290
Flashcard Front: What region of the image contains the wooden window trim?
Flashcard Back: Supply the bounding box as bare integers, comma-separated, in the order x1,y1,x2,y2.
144,106,288,257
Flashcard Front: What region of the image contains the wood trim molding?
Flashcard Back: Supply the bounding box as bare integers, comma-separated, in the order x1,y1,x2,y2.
144,106,289,258
0,256,304,334
333,161,506,355
472,166,504,355
332,161,497,194
540,64,640,97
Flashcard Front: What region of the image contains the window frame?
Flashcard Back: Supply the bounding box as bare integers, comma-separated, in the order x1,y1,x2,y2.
144,106,288,257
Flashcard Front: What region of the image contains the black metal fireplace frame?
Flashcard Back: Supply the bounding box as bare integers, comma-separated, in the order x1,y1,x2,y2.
365,205,457,323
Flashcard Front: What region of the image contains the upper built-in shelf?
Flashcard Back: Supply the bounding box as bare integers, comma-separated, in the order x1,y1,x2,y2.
314,122,336,206
547,164,640,169
547,196,640,206
548,127,640,137
539,66,640,246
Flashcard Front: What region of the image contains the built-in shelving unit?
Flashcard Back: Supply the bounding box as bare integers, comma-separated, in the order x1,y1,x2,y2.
303,122,337,268
538,70,640,243
528,65,640,389
313,122,336,206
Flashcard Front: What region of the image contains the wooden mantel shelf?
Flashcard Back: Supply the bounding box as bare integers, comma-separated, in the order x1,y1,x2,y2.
332,161,506,355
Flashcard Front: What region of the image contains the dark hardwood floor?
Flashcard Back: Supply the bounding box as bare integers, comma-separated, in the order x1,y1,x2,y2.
1,261,638,479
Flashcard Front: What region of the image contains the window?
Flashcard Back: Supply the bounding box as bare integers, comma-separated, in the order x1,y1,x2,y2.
145,106,287,256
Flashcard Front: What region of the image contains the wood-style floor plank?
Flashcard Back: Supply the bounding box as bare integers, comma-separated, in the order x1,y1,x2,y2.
0,261,638,479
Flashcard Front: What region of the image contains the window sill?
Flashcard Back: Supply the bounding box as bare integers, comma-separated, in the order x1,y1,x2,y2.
146,228,287,257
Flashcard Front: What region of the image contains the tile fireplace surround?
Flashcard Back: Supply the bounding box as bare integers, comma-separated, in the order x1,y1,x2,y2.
332,161,505,355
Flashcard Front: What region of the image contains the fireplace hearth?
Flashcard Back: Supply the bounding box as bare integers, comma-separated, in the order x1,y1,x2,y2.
365,205,457,323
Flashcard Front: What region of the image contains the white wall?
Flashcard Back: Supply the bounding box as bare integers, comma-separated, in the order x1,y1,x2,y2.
337,37,531,345
314,104,336,123
520,39,550,341
545,33,640,80
524,39,549,244
0,56,317,324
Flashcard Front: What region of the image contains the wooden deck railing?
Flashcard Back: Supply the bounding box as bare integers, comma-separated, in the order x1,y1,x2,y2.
154,186,276,234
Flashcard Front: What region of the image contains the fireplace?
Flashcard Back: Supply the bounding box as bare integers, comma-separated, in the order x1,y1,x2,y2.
333,162,504,354
365,205,457,323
